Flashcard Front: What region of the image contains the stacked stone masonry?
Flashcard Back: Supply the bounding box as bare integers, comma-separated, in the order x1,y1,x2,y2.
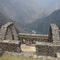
49,24,60,43
36,42,60,57
19,33,48,44
0,22,60,57
36,24,60,57
0,40,21,52
0,22,19,40
0,22,21,53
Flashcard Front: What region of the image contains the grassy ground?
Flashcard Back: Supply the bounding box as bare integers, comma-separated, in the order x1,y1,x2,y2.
0,53,41,60
0,45,57,60
0,52,57,60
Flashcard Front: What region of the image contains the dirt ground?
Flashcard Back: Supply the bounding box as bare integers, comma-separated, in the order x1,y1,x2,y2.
21,44,36,52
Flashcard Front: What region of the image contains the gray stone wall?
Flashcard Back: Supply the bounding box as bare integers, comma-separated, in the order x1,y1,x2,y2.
0,40,21,53
19,34,48,44
36,45,56,57
36,43,60,57
48,24,60,43
0,22,19,40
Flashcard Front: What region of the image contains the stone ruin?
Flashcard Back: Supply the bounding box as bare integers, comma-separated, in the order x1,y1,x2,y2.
0,22,19,40
0,21,60,58
0,22,21,53
48,24,60,43
0,40,21,52
36,24,60,57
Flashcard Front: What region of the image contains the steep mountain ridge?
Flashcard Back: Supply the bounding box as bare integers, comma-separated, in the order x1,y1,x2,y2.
0,0,45,25
0,12,10,27
0,11,24,33
25,9,60,34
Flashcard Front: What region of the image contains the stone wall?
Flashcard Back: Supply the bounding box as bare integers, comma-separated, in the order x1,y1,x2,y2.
48,24,60,43
0,40,21,53
19,33,48,44
36,42,60,57
0,22,19,40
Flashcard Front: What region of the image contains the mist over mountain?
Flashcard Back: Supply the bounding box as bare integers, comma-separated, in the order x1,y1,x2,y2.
0,0,60,26
0,12,25,33
0,0,46,26
0,12,11,27
25,9,60,34
0,0,60,33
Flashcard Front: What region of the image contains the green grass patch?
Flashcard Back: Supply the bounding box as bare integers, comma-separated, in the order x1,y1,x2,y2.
0,53,40,60
0,53,57,60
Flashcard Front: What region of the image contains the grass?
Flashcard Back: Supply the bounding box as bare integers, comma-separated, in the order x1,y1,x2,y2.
0,53,40,60
0,52,57,60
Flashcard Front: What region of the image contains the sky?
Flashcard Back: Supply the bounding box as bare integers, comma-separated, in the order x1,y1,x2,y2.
35,0,60,9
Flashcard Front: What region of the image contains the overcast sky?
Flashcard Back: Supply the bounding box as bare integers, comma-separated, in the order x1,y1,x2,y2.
35,0,60,9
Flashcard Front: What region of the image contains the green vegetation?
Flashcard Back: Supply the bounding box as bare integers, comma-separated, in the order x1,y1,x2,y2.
0,53,56,60
0,53,39,60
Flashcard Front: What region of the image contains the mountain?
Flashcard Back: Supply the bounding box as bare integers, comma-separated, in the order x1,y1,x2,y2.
0,12,10,27
0,0,46,26
0,11,25,33
25,9,60,34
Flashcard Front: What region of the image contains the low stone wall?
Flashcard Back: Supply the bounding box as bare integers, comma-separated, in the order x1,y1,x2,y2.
0,40,21,53
36,42,60,57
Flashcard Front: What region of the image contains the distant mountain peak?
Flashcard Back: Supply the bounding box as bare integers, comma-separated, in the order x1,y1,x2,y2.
25,9,60,34
0,0,46,25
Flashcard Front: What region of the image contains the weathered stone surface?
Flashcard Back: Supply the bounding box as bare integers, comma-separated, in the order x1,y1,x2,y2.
0,22,60,58
0,40,21,52
0,22,19,40
48,24,60,43
11,25,18,40
5,27,13,40
19,33,48,44
36,42,60,57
